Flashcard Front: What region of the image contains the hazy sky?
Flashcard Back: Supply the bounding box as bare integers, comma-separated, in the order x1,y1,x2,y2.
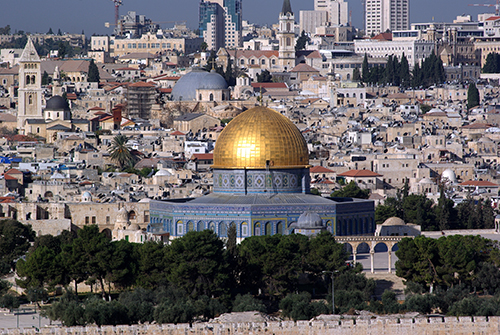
0,0,497,36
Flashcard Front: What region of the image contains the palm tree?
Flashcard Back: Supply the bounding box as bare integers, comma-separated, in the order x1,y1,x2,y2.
108,135,136,170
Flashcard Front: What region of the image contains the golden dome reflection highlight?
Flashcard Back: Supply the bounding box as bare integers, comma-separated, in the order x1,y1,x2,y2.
212,106,310,169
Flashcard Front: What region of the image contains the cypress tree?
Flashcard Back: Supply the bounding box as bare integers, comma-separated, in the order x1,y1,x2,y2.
467,83,480,109
88,59,100,83
362,53,369,83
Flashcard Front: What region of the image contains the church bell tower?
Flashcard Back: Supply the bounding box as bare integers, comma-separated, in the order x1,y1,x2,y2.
17,37,44,133
278,0,296,71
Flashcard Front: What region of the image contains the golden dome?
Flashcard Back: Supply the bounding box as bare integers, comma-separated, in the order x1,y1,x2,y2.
212,106,309,169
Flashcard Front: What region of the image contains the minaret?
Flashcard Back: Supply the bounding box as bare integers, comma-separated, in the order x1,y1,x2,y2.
327,62,338,108
278,0,296,71
52,66,63,97
17,37,44,133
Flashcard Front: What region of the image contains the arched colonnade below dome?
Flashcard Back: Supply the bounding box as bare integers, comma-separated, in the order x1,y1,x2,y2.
335,236,413,273
148,218,332,238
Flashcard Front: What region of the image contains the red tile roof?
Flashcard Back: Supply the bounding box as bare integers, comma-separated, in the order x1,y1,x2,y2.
460,180,498,187
462,123,494,129
291,63,320,73
192,153,213,160
338,169,383,177
5,168,22,175
170,131,186,136
227,50,279,59
251,82,288,89
128,81,156,88
372,32,393,41
310,166,335,173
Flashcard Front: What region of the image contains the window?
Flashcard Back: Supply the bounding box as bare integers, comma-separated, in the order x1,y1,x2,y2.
85,216,89,224
92,216,96,224
106,216,110,224
177,223,183,235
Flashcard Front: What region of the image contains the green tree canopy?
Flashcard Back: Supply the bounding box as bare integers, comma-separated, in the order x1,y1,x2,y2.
166,230,229,299
295,30,310,52
483,52,500,73
331,181,370,199
0,220,35,275
256,69,273,83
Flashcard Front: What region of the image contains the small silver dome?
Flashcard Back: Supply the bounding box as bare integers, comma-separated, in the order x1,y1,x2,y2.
171,68,228,101
296,211,324,229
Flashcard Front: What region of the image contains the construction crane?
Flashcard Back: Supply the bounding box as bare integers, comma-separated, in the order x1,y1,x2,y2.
468,0,500,16
111,0,123,32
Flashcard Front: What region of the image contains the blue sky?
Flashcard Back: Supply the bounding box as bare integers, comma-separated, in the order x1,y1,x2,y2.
0,0,496,36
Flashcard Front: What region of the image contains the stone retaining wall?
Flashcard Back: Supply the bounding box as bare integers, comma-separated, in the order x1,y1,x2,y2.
2,316,500,335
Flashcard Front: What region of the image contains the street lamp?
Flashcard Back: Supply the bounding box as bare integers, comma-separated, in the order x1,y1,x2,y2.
323,270,339,314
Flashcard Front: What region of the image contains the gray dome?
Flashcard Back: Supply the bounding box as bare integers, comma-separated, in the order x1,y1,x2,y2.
45,95,70,111
296,211,323,229
171,68,228,101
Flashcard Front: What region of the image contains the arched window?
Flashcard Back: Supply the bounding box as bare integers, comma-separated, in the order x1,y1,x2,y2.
26,75,30,85
286,37,291,47
251,59,255,65
31,75,35,84
197,221,204,231
240,59,244,65
219,222,227,236
177,221,183,235
222,93,225,100
28,95,33,105
265,222,272,235
276,222,283,235
199,94,202,101
261,59,265,65
209,222,215,231
241,222,248,236
347,74,351,80
254,222,261,236
188,221,194,232
209,93,214,101
128,211,136,220
286,22,291,31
